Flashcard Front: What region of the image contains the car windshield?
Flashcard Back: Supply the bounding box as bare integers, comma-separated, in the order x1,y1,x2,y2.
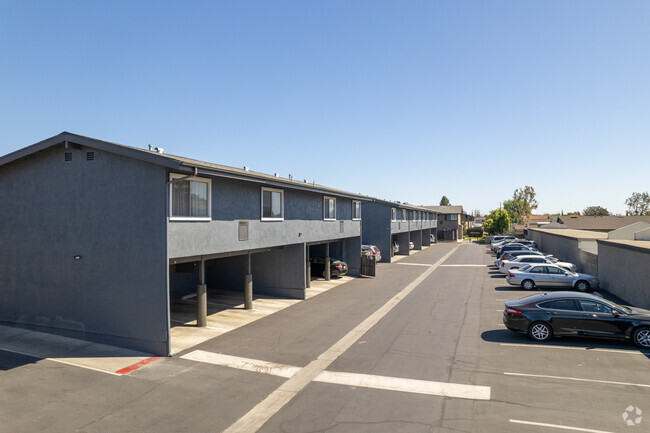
517,264,532,271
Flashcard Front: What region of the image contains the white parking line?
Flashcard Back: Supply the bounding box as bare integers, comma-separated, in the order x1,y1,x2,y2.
222,245,466,433
509,419,615,433
504,372,650,388
181,350,490,400
439,264,487,267
500,343,649,355
396,263,432,267
0,347,121,376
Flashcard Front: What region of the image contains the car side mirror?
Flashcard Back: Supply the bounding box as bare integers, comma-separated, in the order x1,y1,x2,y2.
612,310,620,317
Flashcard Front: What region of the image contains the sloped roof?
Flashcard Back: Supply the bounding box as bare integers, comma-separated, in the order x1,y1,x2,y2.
557,215,650,231
0,132,373,201
529,228,608,240
422,205,464,214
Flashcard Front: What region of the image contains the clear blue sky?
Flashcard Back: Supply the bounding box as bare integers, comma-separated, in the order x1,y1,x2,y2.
1,1,649,215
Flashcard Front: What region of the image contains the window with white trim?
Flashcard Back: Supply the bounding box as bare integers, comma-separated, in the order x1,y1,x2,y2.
170,174,211,220
352,200,361,220
324,196,336,220
401,209,406,222
391,208,396,222
261,187,284,221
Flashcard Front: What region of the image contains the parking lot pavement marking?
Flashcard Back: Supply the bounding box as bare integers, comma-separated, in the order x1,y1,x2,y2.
500,343,650,355
439,264,487,267
504,372,650,388
181,350,301,378
315,371,490,400
222,245,466,433
509,419,616,433
115,357,162,375
181,351,490,400
396,263,432,267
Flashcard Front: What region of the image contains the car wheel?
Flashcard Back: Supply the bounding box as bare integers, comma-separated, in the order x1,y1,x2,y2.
528,322,552,342
575,280,590,292
522,279,535,290
633,327,650,348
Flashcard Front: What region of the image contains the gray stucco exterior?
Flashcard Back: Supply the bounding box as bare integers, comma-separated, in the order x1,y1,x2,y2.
527,229,600,276
0,132,367,355
361,201,437,263
597,240,650,309
0,143,169,355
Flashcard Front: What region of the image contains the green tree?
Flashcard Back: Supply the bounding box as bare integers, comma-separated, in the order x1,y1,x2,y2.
566,211,580,215
486,209,511,234
512,186,538,219
625,192,650,216
483,218,493,233
439,195,450,206
503,199,523,223
583,206,610,216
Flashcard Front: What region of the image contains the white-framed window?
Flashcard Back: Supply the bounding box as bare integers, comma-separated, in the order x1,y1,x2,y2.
324,196,336,220
169,173,211,221
391,208,396,222
401,209,406,222
445,214,459,221
261,187,284,221
352,200,361,220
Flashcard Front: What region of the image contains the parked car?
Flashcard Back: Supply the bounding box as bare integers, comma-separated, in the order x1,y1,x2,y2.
499,255,576,274
492,240,527,252
506,264,599,292
409,241,414,250
502,291,650,348
310,256,348,278
430,234,436,242
495,251,555,268
497,244,537,258
491,236,515,246
362,244,381,262
392,241,399,254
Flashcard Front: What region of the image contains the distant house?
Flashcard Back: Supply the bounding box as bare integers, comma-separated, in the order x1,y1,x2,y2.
423,205,471,241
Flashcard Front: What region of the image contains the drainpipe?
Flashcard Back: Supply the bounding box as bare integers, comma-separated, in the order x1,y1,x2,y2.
167,167,198,185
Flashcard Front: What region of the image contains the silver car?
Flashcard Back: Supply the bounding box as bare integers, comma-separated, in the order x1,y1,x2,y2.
498,255,577,274
505,263,599,292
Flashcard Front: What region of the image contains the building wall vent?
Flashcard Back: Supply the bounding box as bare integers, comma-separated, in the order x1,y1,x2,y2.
238,221,249,241
86,152,95,161
64,152,72,162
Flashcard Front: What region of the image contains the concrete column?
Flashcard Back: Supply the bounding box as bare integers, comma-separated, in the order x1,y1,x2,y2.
324,243,331,281
305,245,311,288
244,253,253,309
197,258,207,327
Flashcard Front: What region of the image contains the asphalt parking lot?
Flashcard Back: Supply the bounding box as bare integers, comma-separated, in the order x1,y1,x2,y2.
1,242,648,432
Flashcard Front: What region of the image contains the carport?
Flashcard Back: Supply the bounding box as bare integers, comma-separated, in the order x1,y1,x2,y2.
395,232,410,256
169,244,308,330
306,237,361,287
410,229,423,250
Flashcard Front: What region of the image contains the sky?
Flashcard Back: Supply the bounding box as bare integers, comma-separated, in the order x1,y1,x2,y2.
1,1,649,215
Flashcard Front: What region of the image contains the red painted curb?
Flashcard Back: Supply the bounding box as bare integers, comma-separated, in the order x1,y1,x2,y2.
115,356,162,375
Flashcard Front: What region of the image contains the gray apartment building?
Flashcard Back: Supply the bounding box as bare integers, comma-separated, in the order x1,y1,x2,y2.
0,132,369,355
362,200,437,263
423,205,469,241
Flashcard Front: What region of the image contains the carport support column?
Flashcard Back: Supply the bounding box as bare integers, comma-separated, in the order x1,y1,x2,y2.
244,253,253,310
197,258,207,327
325,243,331,281
305,245,311,288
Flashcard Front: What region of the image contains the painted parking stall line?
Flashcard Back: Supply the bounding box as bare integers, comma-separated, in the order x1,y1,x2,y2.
509,419,617,433
504,372,650,388
439,264,487,267
500,343,650,356
220,244,489,433
181,350,491,400
396,263,432,267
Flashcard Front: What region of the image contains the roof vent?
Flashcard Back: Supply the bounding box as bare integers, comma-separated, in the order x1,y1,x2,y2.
64,152,72,162
148,145,153,151
304,179,308,183
155,147,164,154
274,173,279,177
244,166,250,171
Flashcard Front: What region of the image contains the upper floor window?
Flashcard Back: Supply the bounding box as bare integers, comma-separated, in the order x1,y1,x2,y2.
324,196,336,220
401,209,406,222
261,187,284,221
170,174,211,220
445,214,458,221
352,200,361,220
391,208,396,222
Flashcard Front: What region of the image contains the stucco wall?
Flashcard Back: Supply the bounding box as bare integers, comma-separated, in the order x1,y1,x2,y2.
597,242,650,308
528,230,597,274
0,144,169,354
168,174,361,259
361,202,392,263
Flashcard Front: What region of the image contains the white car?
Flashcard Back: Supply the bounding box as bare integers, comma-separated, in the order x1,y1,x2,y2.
499,255,576,274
